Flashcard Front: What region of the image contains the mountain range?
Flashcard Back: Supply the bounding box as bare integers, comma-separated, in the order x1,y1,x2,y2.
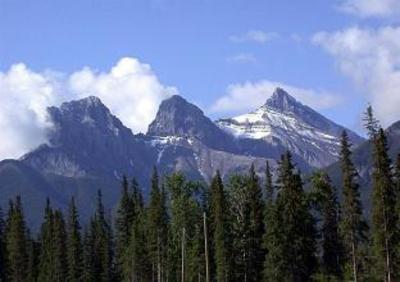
1,87,398,230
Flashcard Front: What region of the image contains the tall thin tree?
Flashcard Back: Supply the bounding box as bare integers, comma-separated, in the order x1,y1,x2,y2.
339,131,368,282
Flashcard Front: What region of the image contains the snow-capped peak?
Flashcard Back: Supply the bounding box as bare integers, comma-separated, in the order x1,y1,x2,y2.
216,87,364,168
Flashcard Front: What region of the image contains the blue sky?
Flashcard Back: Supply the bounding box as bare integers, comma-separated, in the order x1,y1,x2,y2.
1,0,400,158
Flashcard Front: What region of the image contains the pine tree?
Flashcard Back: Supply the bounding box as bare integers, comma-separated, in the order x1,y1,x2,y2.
5,196,28,282
339,131,368,282
26,229,38,282
82,225,95,282
166,173,203,281
66,197,83,282
227,174,251,281
53,210,67,281
363,104,380,139
115,175,134,278
311,171,343,280
209,171,230,281
123,178,149,282
91,190,114,282
264,152,317,281
369,128,398,281
263,161,276,281
38,199,56,282
147,167,169,282
246,164,265,281
265,161,274,203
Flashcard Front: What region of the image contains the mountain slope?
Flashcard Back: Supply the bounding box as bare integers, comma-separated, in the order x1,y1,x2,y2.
217,88,364,168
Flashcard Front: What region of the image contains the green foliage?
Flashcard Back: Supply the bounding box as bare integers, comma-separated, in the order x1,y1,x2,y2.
311,171,343,279
264,152,317,281
5,197,28,282
147,167,169,281
370,129,399,281
2,141,400,281
209,171,230,281
165,173,204,281
339,131,368,281
115,175,134,277
66,197,83,282
37,200,67,282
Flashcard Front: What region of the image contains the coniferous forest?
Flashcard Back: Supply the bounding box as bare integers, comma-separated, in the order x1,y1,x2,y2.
0,110,400,282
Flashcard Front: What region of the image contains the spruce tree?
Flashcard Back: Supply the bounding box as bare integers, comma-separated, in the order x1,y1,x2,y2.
115,175,134,277
369,129,398,281
38,199,55,282
339,131,368,282
246,164,265,281
209,171,230,281
227,174,250,281
5,196,28,282
363,104,380,139
166,173,203,281
53,210,67,281
26,229,38,282
66,197,83,282
263,161,276,281
123,179,149,281
311,171,343,280
82,224,95,282
147,167,169,282
265,161,274,203
264,152,317,281
92,190,114,282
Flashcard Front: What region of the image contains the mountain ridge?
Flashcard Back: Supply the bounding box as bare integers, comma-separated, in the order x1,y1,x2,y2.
0,87,370,230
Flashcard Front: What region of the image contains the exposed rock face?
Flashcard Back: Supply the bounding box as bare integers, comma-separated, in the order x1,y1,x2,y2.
147,95,235,151
0,88,369,230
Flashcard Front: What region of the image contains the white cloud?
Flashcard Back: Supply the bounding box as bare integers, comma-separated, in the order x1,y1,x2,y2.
338,0,400,18
226,53,257,64
313,26,400,126
210,80,341,114
69,57,177,134
0,64,59,160
229,30,278,43
0,57,177,160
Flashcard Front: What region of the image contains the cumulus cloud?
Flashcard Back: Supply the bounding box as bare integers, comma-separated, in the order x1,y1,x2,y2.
0,64,59,160
229,30,279,43
338,0,400,18
0,57,176,160
313,26,400,126
226,53,257,64
210,80,341,114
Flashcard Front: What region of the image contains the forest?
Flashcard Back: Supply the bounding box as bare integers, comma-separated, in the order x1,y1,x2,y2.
0,109,399,282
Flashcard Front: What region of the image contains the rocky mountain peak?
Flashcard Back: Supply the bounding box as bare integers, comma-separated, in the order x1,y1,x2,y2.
147,95,235,151
147,95,207,137
264,87,301,112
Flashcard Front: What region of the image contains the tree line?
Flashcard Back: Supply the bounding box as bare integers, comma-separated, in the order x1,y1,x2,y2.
0,107,400,282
